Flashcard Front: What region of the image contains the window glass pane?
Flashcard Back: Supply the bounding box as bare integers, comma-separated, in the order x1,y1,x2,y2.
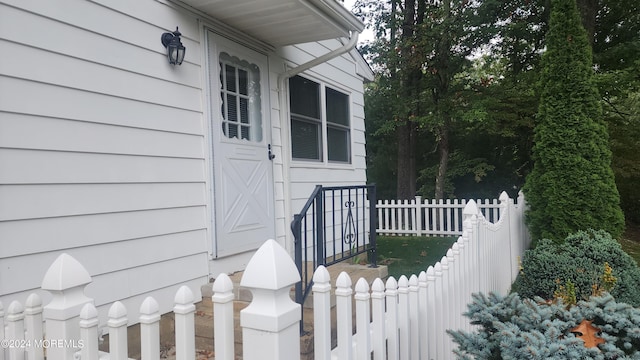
327,126,349,162
241,126,250,140
290,76,320,119
326,87,349,126
291,118,321,160
227,94,237,122
228,123,238,139
225,64,236,93
240,98,249,124
238,69,248,95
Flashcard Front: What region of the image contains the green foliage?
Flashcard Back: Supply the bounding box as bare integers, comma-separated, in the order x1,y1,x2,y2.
357,0,639,216
512,230,640,307
523,0,625,242
417,150,495,198
449,292,640,359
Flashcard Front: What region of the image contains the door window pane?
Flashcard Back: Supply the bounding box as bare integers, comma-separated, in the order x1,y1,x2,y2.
220,53,262,142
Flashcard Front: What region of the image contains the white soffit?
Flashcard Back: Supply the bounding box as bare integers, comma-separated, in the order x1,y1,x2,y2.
176,0,364,46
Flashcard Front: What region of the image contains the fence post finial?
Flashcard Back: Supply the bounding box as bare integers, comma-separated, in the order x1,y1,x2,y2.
462,199,479,219
240,239,301,360
41,253,93,360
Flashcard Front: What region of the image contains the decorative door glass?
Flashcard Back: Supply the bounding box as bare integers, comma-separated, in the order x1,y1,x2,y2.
219,52,263,142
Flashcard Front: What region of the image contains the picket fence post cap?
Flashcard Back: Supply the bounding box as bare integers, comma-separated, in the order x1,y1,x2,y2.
463,199,479,217
108,301,127,319
371,278,385,294
241,239,300,290
355,277,370,293
139,297,160,315
447,248,453,257
108,301,128,328
8,301,24,319
426,266,435,279
79,302,98,320
398,275,409,289
41,253,92,291
385,276,398,290
499,191,510,202
212,273,233,293
312,265,330,284
418,271,427,283
336,271,352,288
24,293,42,308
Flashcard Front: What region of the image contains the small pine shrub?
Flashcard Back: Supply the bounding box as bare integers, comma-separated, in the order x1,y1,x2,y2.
511,229,640,306
449,292,640,359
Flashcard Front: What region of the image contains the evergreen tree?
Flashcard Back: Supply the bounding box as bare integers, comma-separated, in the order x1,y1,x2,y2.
523,0,624,242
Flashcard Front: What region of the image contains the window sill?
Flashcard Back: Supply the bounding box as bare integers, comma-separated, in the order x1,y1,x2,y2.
290,159,354,170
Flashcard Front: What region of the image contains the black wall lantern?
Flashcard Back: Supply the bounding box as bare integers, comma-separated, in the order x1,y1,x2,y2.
161,27,186,66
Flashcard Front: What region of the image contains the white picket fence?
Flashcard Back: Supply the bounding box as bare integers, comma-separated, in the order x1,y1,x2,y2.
377,196,503,236
1,191,529,360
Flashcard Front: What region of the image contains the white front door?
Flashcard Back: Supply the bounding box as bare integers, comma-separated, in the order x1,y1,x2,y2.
207,31,275,257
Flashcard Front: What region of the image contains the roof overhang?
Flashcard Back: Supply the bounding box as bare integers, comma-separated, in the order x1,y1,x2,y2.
175,0,364,46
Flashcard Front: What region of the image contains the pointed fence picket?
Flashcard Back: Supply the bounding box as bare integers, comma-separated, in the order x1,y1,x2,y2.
377,196,503,236
1,191,529,360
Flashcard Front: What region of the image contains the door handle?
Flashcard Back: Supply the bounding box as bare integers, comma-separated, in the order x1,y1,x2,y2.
268,144,276,160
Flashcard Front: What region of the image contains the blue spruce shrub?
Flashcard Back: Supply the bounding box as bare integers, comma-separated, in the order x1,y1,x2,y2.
511,229,640,306
449,292,640,359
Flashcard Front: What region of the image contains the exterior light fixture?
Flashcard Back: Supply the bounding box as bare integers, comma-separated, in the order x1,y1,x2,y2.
161,27,186,66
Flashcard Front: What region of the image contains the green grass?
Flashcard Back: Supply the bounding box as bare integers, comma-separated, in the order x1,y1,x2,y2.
375,235,458,279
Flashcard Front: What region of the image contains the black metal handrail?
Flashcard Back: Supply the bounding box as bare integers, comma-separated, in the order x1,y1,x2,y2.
291,184,377,333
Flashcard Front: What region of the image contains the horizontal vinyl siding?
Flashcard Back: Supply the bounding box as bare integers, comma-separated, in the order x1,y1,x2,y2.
0,0,209,321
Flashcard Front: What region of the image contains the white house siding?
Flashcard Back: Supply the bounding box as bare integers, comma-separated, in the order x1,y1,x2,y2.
0,0,209,325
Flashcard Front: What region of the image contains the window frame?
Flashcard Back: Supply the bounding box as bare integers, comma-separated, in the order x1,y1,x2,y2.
289,75,352,165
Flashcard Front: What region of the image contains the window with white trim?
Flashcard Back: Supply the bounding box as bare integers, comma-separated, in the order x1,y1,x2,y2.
289,75,351,163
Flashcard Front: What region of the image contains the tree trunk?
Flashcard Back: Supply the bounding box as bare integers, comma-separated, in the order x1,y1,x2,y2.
434,122,450,201
395,0,419,200
577,0,597,44
433,0,451,201
396,120,417,200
